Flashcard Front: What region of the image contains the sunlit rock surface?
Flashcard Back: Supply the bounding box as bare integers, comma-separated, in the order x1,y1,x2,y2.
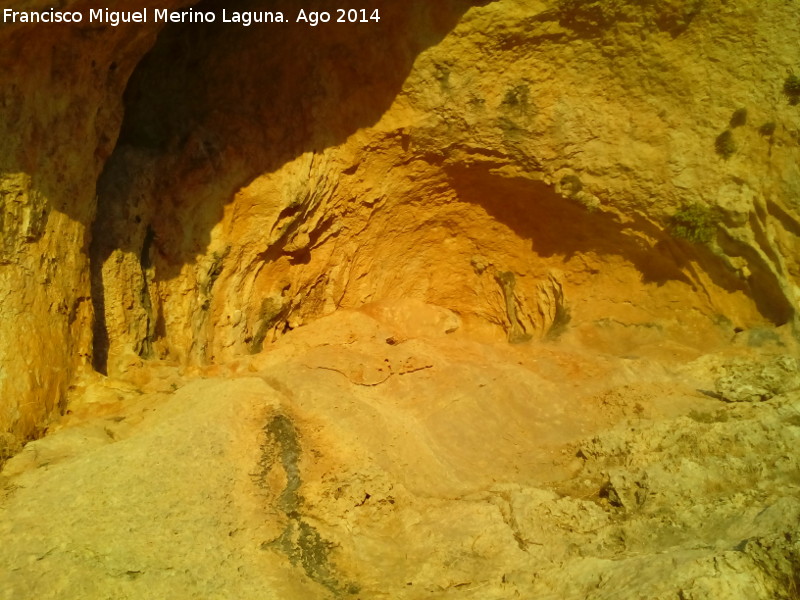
1,0,799,597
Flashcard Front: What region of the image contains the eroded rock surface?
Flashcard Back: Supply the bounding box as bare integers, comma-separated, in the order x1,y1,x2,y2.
1,0,799,437
89,0,800,378
2,309,799,599
1,0,800,597
715,354,800,402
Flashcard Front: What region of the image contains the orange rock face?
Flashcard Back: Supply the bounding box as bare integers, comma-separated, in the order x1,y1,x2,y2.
3,0,800,440
1,2,800,595
86,0,800,385
0,5,160,440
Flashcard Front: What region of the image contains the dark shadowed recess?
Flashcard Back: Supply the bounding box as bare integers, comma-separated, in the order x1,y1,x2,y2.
444,160,795,328
90,0,492,372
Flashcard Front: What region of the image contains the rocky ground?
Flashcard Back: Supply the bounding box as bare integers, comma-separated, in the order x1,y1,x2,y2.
2,305,798,599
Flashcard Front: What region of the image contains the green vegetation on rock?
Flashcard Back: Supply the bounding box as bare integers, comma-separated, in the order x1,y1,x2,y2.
0,433,22,469
714,130,736,159
501,84,530,111
729,107,747,128
758,121,776,137
670,203,716,244
783,74,800,105
555,0,704,34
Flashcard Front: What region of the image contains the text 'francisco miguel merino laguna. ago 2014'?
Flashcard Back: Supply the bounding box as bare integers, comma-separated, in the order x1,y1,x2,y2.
2,8,382,27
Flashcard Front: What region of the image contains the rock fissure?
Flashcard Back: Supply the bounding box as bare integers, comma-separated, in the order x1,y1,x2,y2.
257,413,356,596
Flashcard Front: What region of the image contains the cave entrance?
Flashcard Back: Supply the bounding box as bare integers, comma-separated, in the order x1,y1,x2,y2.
89,0,483,373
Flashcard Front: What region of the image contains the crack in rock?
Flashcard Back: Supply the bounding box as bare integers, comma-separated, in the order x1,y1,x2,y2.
257,414,359,597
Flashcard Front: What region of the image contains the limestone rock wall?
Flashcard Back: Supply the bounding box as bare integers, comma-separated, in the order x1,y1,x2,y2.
2,0,800,438
0,1,184,439
91,0,488,368
93,0,800,373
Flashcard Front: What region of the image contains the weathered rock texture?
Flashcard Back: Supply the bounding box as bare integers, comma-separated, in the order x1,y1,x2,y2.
2,0,800,436
0,0,190,440
2,0,800,597
2,311,799,599
88,0,800,379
